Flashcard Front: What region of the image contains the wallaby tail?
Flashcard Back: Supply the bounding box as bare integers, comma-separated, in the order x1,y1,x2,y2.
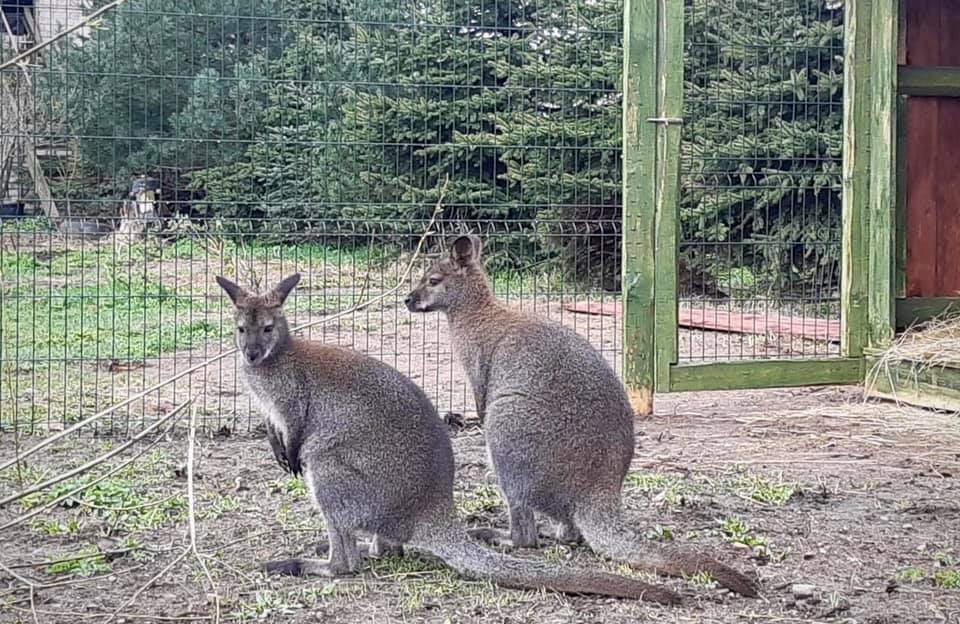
411,521,679,604
573,503,759,598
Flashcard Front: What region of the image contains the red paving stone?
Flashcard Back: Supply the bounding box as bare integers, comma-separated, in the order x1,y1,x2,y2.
564,301,841,343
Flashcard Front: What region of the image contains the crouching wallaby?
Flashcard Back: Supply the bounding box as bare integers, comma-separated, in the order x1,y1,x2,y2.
404,236,759,598
215,273,680,604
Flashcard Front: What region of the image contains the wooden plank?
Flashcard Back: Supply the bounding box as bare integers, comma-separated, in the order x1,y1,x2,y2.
652,0,683,393
935,98,960,297
934,5,960,297
866,357,960,413
904,0,942,66
866,0,897,349
940,0,960,65
905,99,939,297
668,359,864,393
621,0,658,416
840,0,872,357
895,93,907,299
897,66,960,96
895,297,960,328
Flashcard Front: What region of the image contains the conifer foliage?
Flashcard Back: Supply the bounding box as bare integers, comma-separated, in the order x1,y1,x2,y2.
38,0,844,294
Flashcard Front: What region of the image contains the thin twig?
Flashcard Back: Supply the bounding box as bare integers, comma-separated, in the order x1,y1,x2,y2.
0,417,179,531
0,0,128,72
187,403,221,624
0,177,451,474
11,604,213,622
68,492,182,514
0,400,191,508
0,559,39,624
103,548,190,624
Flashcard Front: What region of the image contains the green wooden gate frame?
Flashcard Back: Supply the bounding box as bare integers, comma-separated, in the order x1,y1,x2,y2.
622,0,898,408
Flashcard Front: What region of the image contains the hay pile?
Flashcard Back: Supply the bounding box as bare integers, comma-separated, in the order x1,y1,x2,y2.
866,311,960,413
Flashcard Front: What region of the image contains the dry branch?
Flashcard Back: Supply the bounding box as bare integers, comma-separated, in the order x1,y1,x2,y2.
0,176,450,474
0,400,191,508
0,415,180,531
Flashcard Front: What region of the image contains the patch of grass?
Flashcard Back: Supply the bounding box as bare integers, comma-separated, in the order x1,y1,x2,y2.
626,471,699,506
3,274,224,361
231,589,302,619
369,553,440,576
21,470,186,534
398,570,467,613
896,568,926,583
30,517,84,536
272,476,309,499
455,484,503,515
198,492,244,520
721,517,769,551
645,524,675,542
685,570,716,586
45,544,111,577
934,570,960,589
734,473,796,506
543,544,571,562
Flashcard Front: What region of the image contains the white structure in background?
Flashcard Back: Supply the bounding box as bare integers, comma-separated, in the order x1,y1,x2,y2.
1,0,84,219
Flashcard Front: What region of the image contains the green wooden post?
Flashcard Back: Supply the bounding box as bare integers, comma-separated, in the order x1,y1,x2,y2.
621,0,658,415
867,0,897,349
841,0,872,358
651,0,683,392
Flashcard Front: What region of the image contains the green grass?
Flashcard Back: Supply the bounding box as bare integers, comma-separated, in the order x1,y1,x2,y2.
19,453,186,534
734,473,796,506
45,544,111,577
720,517,768,550
455,484,504,515
934,570,960,589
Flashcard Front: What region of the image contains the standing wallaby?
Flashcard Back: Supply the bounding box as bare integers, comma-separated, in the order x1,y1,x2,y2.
404,236,758,598
215,273,680,603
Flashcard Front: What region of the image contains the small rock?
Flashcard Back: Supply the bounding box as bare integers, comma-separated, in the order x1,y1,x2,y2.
803,551,816,560
791,583,816,599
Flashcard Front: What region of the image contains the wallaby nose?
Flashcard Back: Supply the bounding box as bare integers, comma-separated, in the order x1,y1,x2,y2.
244,347,262,364
403,295,416,311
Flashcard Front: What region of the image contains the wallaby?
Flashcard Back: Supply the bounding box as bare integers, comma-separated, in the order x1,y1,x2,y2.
215,272,680,604
404,236,759,598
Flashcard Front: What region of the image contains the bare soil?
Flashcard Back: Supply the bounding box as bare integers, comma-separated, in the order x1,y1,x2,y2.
2,386,960,623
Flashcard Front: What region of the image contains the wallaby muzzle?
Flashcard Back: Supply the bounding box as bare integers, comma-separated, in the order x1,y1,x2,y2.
243,346,264,365
404,292,422,313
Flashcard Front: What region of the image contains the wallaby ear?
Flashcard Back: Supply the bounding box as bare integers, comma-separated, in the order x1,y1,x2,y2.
215,275,247,307
450,235,482,267
267,273,301,308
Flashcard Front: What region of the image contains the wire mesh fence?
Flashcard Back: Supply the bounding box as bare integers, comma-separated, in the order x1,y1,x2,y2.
0,0,623,435
0,0,847,435
678,0,845,363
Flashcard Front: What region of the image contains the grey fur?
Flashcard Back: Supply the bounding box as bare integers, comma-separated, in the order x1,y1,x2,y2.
405,236,759,598
216,273,680,603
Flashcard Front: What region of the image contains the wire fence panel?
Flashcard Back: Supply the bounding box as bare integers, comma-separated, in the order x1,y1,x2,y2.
678,0,845,363
0,0,623,435
1,0,849,434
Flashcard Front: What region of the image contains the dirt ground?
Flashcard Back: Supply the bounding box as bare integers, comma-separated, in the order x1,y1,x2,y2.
2,385,960,624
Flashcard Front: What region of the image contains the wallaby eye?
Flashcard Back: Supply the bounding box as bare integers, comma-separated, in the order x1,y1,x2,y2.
237,327,245,334
263,325,274,333
428,277,442,286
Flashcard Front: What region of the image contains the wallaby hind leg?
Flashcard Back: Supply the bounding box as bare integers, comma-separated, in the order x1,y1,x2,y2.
508,505,539,548
555,520,583,545
467,506,538,549
263,526,361,577
369,534,404,558
314,533,404,559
